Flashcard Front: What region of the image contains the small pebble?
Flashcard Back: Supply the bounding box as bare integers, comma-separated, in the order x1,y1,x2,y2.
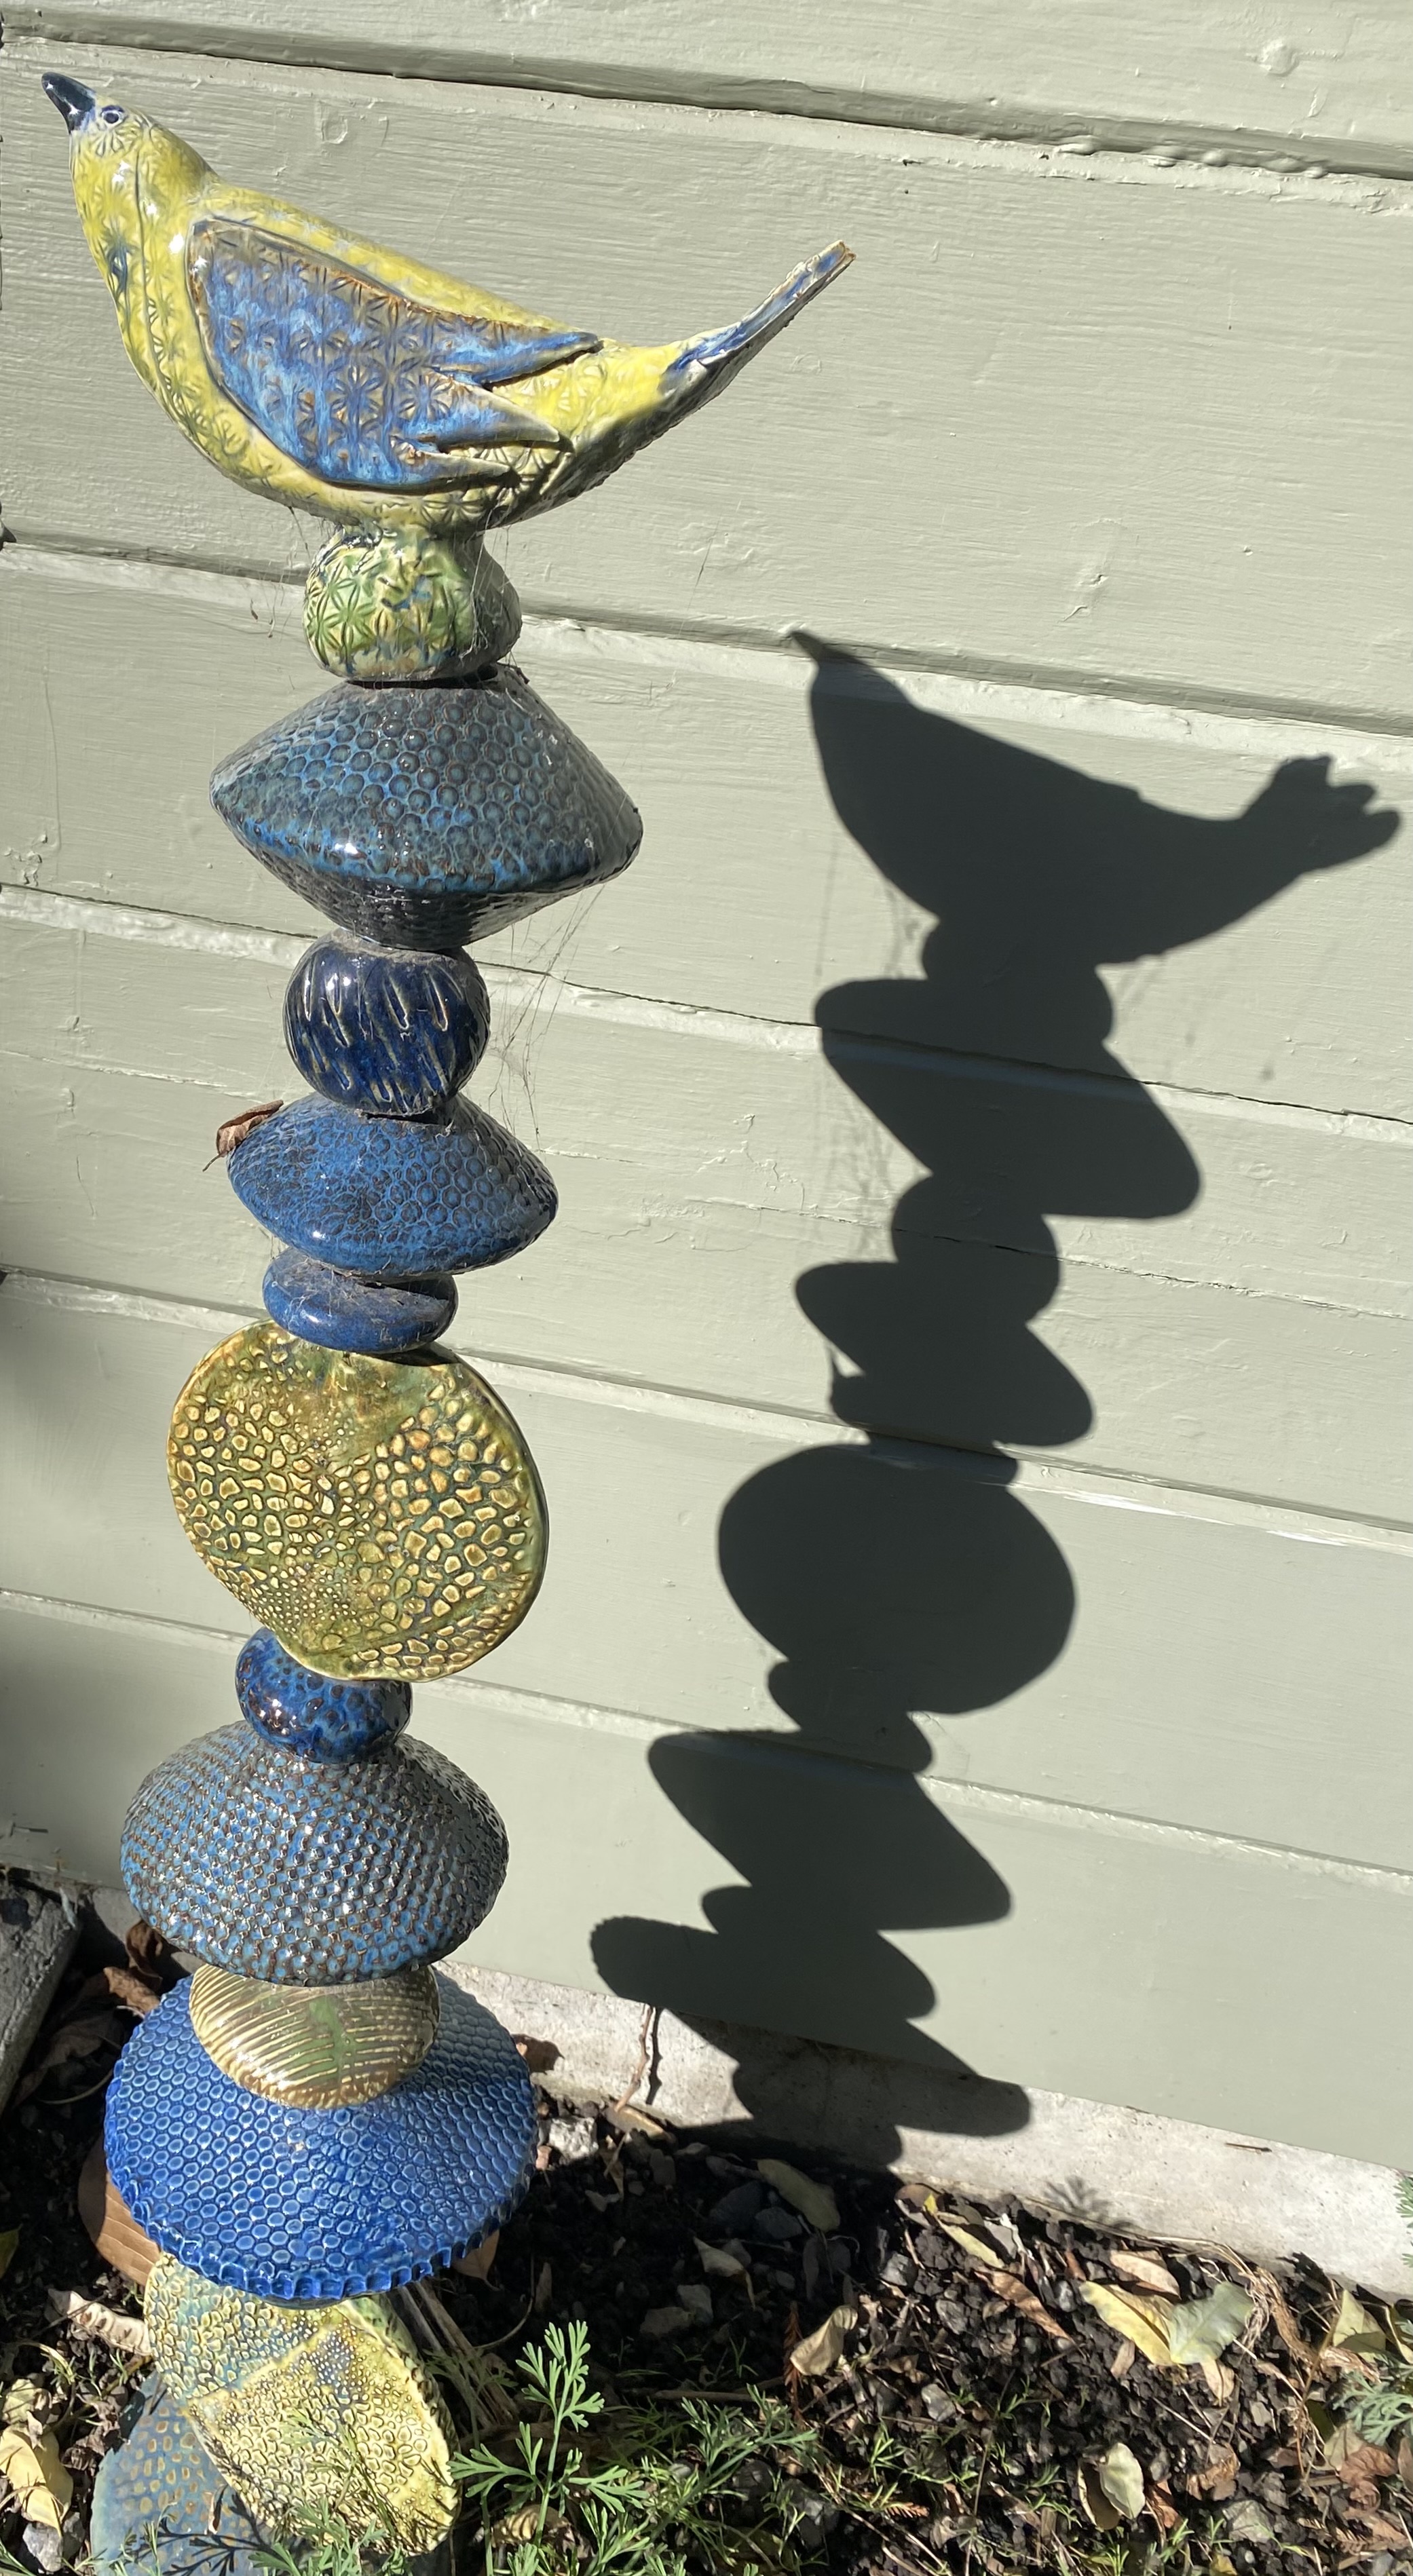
546,2117,597,2163
677,2282,713,2323
754,2205,806,2244
639,2306,690,2341
710,2179,765,2232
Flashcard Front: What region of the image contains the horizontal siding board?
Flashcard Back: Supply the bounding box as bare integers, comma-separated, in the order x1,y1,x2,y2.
4,45,1411,721
5,552,1411,1119
2,1293,1409,1878
1,1596,1408,2165
10,1,1412,170
2,925,1410,1516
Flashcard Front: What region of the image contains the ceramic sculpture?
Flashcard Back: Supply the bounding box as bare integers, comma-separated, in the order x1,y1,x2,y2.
45,66,850,2571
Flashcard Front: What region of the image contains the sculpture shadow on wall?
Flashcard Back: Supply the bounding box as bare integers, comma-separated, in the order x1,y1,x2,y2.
593,645,1397,2162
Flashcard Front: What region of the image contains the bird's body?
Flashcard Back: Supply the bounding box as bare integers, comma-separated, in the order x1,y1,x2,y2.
45,75,850,533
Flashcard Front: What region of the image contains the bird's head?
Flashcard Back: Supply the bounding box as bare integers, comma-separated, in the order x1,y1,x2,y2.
42,73,209,313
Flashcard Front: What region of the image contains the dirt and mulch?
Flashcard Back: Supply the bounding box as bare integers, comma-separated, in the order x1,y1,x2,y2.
1,1918,1411,2575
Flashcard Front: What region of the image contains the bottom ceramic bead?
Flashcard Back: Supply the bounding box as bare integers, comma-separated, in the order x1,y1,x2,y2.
90,2378,456,2575
107,1973,537,2298
146,2257,456,2554
263,1248,457,1355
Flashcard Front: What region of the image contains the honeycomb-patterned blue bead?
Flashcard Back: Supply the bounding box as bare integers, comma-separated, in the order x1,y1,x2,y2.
121,1726,506,1982
105,1975,538,2300
229,1093,556,1279
263,1247,457,1353
235,1629,411,1764
284,938,489,1115
210,669,642,950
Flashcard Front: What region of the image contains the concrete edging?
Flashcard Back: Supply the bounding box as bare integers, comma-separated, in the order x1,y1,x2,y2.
449,1961,1413,2302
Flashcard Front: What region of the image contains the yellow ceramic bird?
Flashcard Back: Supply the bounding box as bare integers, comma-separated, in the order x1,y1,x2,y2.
43,72,852,536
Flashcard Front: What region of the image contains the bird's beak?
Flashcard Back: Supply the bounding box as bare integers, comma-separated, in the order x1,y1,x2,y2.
41,73,97,130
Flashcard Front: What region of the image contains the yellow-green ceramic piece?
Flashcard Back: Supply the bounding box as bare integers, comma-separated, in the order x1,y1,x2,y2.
189,1963,440,2106
303,527,521,682
145,2255,455,2552
48,75,850,537
168,1322,545,1678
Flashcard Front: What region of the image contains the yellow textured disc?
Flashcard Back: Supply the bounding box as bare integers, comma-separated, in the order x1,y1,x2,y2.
167,1322,545,1678
145,2256,455,2553
189,1963,440,2106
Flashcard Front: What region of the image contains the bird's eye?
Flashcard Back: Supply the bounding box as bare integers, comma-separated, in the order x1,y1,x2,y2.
102,105,123,124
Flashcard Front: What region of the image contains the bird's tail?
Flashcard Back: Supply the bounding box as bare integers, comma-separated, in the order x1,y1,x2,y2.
662,241,853,394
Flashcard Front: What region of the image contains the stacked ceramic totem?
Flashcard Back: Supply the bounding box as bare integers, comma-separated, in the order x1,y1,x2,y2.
43,58,848,2574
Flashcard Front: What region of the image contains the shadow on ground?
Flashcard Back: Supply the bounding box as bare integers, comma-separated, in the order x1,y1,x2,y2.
595,645,1397,2159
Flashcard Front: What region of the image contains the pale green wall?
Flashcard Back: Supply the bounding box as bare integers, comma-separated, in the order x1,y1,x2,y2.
1,5,1409,2165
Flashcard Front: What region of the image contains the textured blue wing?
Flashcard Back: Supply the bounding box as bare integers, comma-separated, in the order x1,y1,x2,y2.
188,218,600,490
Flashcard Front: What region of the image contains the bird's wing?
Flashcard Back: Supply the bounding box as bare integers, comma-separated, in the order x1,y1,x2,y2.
188,216,601,491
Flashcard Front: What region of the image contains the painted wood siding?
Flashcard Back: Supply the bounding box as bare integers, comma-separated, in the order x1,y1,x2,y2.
1,6,1408,2164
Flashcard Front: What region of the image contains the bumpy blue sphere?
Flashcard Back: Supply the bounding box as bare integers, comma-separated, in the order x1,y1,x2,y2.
105,1975,538,2299
236,1629,411,1763
210,669,642,949
284,937,489,1116
263,1247,457,1354
121,1726,507,1982
229,1093,555,1278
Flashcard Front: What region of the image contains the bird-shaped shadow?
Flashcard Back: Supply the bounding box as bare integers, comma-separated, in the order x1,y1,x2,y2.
43,71,850,534
594,647,1397,2161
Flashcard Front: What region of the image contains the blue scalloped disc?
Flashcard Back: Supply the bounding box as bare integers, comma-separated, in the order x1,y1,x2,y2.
210,670,642,949
90,2379,455,2576
121,1726,507,1982
229,1094,556,1279
235,1628,411,1764
284,938,490,1116
106,1976,537,2300
263,1247,458,1354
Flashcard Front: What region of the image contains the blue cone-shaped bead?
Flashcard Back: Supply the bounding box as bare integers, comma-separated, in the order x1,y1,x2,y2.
229,1093,555,1278
263,1247,457,1353
210,670,642,950
121,1726,506,1982
106,1975,538,2299
284,937,490,1116
236,1629,411,1764
92,2383,457,2576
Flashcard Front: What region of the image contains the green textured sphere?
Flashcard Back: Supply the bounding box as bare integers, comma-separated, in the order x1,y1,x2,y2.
304,527,522,681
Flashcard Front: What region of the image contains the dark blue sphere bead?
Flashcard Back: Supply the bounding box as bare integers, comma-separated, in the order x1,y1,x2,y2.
263,1247,457,1354
229,1093,556,1278
236,1629,411,1764
210,668,642,950
284,938,490,1116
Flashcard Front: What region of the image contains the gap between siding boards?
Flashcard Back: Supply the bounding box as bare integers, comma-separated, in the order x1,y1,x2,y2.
5,11,1411,185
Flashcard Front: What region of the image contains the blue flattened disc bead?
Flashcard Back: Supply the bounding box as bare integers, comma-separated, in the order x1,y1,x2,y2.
236,1628,410,1764
105,1975,538,2300
121,1725,507,1982
284,936,490,1116
263,1247,457,1355
229,1093,556,1278
210,669,642,950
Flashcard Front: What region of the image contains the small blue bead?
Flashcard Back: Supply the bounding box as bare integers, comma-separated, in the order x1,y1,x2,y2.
236,1629,410,1762
284,938,489,1116
263,1247,457,1354
228,1093,556,1278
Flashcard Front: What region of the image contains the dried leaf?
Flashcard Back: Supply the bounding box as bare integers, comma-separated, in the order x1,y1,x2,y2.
937,2220,1005,2270
1076,2460,1123,2531
1199,2354,1235,2402
990,2269,1072,2344
1109,2249,1181,2299
1326,2285,1386,2362
757,2159,840,2235
788,2301,856,2379
1386,2307,1413,2366
1186,2444,1239,2501
1080,2280,1175,2368
0,2231,18,2281
1224,2498,1276,2545
14,2011,126,2102
1334,2440,1395,2487
450,2231,498,2281
1167,2283,1253,2367
0,2427,73,2530
45,2289,151,2357
1396,2431,1413,2493
1108,2338,1136,2380
1095,2441,1145,2520
212,1100,282,1160
102,1964,163,2018
696,2239,747,2280
1146,2478,1180,2534
493,2507,571,2546
2,2383,48,2433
